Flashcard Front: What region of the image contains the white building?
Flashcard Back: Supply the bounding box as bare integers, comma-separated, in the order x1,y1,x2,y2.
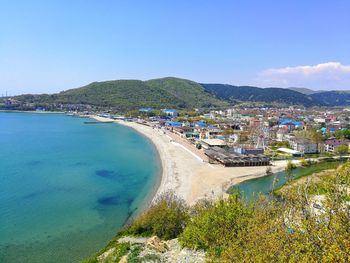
289,139,318,154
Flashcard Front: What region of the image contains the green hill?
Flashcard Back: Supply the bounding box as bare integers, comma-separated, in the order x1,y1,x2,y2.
6,77,350,111
310,90,350,106
201,83,318,106
12,77,227,111
287,87,322,95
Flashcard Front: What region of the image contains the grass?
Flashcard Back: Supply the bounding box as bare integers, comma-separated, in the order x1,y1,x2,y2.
274,161,343,196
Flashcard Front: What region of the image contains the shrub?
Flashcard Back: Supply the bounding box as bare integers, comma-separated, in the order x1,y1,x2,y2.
286,160,296,171
335,145,349,155
180,166,350,262
300,157,311,167
125,191,189,240
179,193,252,255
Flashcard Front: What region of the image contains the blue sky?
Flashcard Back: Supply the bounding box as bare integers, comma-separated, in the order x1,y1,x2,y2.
1,0,350,95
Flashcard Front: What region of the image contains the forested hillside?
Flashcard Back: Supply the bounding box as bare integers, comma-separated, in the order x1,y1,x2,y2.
10,78,227,111
201,83,318,106
310,91,350,106
4,77,350,111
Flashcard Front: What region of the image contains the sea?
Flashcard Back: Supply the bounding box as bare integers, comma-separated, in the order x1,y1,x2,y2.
0,112,161,263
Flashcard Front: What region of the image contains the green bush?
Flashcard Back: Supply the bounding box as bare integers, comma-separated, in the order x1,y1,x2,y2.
286,160,296,171
300,157,311,167
179,165,350,262
125,191,189,240
179,193,252,254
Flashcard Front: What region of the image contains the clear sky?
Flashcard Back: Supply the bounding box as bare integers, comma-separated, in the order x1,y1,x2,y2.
1,0,350,95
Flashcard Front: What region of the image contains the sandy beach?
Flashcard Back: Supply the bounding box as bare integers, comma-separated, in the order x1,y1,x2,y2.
92,116,290,205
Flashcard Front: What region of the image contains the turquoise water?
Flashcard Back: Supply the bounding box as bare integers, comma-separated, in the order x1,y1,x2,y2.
229,161,342,202
0,112,161,263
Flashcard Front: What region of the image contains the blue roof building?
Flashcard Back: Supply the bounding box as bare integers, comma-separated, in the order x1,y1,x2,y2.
195,121,207,128
165,121,182,127
279,118,292,125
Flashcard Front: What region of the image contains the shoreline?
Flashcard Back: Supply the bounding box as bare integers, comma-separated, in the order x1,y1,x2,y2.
90,115,175,205
0,110,64,114
90,115,291,205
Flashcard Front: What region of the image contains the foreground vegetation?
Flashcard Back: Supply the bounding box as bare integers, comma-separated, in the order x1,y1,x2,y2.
85,163,350,262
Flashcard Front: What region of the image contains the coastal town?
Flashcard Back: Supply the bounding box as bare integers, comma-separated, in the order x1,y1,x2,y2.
95,106,350,162
78,105,350,204
5,96,349,160
3,96,350,204
3,1,350,262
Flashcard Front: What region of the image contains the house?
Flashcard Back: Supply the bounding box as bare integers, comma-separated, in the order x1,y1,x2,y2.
205,127,222,139
172,126,194,138
4,98,20,106
289,139,318,154
233,147,264,155
165,121,182,128
276,128,288,141
200,139,227,149
314,118,326,124
324,139,350,152
162,109,179,117
195,121,207,128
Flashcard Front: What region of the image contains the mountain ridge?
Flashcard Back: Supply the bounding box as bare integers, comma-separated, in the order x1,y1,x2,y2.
3,77,350,111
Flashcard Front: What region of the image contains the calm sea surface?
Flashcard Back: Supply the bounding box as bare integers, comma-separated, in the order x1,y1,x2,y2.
0,112,161,263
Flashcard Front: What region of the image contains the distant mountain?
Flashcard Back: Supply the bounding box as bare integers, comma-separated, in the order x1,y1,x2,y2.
310,91,350,106
201,84,317,106
287,87,322,95
10,77,227,111
5,77,350,111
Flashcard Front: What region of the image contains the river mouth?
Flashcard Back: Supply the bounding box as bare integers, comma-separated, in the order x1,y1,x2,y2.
227,160,345,202
0,112,161,263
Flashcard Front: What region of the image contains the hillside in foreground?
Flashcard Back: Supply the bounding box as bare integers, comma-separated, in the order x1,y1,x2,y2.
85,163,350,262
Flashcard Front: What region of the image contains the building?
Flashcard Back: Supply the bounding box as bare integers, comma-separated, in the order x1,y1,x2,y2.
205,127,223,139
4,98,20,106
172,126,194,138
165,121,182,128
233,147,264,155
314,118,326,124
200,139,227,149
289,139,318,154
277,147,302,157
324,139,350,152
205,147,270,167
162,109,179,116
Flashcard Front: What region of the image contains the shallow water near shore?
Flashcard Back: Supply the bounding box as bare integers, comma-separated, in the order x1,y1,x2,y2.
229,161,343,202
0,112,161,262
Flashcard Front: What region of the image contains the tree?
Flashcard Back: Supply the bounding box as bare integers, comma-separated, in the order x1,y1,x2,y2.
335,145,349,155
309,129,323,152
